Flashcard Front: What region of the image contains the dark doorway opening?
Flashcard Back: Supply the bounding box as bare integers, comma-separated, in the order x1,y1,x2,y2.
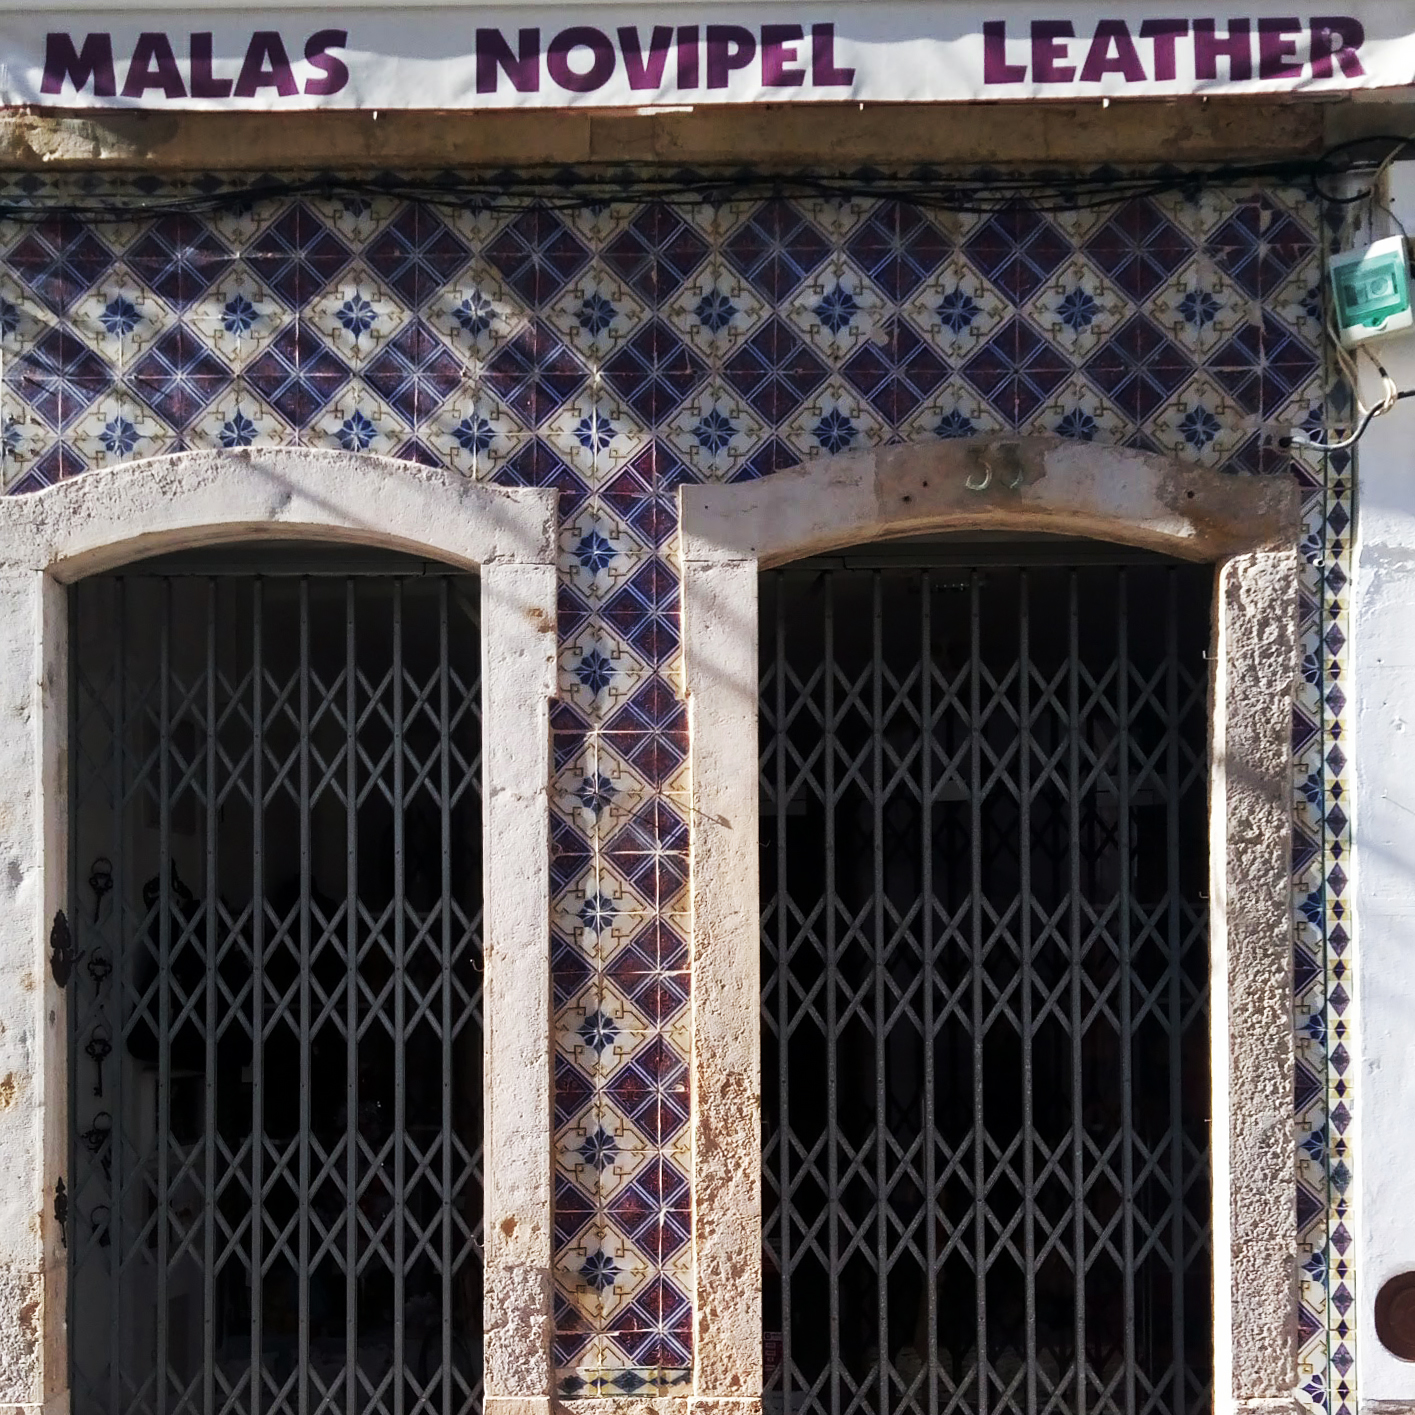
760,537,1212,1415
69,547,484,1415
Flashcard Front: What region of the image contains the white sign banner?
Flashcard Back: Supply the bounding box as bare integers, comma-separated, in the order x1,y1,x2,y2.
0,4,1411,110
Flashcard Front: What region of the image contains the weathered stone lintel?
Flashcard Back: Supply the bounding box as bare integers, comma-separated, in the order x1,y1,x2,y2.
0,99,1329,172
682,438,1300,568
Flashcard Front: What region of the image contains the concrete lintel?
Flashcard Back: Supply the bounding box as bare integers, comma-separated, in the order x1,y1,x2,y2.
0,100,1327,172
0,448,558,578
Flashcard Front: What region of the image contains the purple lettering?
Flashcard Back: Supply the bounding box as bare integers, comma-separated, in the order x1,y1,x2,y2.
122,31,185,98
1139,19,1188,79
762,24,805,86
705,25,755,88
547,27,615,91
476,28,540,92
811,25,854,85
1310,16,1365,76
234,31,297,97
676,26,699,88
1257,17,1302,77
41,32,116,96
304,29,349,95
1194,19,1252,80
983,22,1027,83
1031,20,1075,81
619,26,673,90
1079,20,1146,81
190,33,232,98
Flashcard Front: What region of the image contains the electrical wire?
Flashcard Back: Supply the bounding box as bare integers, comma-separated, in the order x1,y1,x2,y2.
0,132,1409,223
6,126,1414,451
1281,133,1415,452
1287,338,1408,452
1311,133,1415,205
1286,389,1415,452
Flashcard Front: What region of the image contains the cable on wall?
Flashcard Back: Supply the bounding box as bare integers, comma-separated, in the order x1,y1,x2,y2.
0,133,1412,223
1283,133,1415,452
9,129,1415,450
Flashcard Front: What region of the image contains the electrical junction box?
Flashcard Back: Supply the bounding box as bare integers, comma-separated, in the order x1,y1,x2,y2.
1330,235,1412,348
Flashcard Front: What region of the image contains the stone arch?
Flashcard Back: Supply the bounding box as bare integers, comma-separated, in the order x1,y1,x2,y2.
0,448,559,1410
679,437,1302,1415
0,446,555,577
680,437,1297,569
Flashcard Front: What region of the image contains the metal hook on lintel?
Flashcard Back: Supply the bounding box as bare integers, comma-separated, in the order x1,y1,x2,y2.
964,463,993,492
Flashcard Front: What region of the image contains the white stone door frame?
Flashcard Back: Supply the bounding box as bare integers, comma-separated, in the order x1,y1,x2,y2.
0,448,559,1415
679,437,1304,1415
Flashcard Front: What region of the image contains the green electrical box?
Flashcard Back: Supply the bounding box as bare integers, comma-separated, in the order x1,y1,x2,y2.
1330,235,1412,349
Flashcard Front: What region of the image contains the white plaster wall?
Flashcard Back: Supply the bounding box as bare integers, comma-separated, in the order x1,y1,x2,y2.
1352,160,1415,1406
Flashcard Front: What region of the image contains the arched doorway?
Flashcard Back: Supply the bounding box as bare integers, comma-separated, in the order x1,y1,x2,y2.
678,437,1301,1415
67,544,487,1415
759,534,1212,1415
0,449,558,1415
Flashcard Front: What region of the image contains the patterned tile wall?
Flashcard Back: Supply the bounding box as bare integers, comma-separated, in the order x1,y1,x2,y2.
0,173,1352,1408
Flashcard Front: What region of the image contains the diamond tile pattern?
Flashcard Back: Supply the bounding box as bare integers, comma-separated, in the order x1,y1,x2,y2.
0,175,1348,1415
247,202,353,307
365,318,466,424
127,213,230,310
245,322,349,427
7,215,113,314
130,324,232,427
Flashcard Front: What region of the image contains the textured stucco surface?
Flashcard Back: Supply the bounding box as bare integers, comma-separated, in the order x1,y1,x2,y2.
1352,158,1415,1413
1211,551,1302,1406
0,1261,43,1401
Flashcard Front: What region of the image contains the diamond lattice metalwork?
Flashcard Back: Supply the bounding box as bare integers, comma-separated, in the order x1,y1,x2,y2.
760,551,1211,1415
69,561,484,1415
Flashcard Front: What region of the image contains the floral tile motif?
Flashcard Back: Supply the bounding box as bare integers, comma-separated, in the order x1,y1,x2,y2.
0,171,1350,1412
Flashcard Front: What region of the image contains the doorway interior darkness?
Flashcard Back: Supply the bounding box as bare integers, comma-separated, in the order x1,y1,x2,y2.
759,537,1212,1415
67,547,484,1415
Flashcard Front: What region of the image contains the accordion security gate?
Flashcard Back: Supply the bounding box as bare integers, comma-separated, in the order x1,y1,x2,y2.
759,548,1212,1415
68,559,485,1415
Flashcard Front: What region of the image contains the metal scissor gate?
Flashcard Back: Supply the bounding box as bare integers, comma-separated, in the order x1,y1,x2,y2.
760,542,1212,1415
68,551,484,1415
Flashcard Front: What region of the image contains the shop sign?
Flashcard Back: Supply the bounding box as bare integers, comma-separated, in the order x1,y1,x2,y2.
2,5,1411,109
